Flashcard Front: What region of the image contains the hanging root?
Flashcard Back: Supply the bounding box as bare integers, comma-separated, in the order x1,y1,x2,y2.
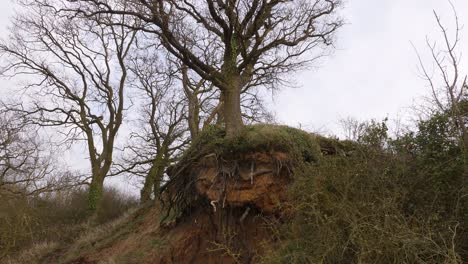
239,207,251,223
250,161,254,184
275,158,283,176
211,199,218,212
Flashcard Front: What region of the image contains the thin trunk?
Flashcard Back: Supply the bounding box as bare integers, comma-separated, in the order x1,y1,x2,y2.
182,65,200,139
204,101,223,128
140,154,166,203
187,94,200,139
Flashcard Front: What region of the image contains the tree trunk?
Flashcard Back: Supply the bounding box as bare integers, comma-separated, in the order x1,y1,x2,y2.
222,77,243,138
152,166,165,200
187,94,200,139
140,154,166,203
87,174,105,218
182,65,200,139
140,165,158,204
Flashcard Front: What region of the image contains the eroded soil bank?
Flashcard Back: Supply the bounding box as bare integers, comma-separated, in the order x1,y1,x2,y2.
65,152,294,264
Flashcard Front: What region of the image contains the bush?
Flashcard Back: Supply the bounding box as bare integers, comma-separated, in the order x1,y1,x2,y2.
264,154,465,263
263,114,467,263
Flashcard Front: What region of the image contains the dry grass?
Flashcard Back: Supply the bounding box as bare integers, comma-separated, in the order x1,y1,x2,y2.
4,241,59,264
59,207,138,263
0,187,138,261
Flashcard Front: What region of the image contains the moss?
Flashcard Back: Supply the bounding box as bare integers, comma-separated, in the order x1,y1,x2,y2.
181,124,322,164
87,181,103,214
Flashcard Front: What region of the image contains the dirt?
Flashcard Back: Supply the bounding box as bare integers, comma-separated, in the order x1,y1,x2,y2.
195,152,291,214
64,152,292,264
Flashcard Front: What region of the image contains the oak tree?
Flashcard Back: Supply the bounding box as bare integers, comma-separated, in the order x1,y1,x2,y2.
48,0,343,138
0,2,138,215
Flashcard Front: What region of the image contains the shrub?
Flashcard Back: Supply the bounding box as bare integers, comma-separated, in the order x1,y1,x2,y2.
264,152,465,263
263,114,467,263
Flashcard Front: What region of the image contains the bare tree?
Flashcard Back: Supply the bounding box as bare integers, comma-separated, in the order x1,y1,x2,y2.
43,0,343,138
0,3,138,215
117,52,190,203
0,110,77,198
339,117,367,141
180,64,218,139
116,52,272,203
413,1,467,149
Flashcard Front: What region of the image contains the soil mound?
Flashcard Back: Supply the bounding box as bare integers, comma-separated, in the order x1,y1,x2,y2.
62,125,326,263
64,151,293,264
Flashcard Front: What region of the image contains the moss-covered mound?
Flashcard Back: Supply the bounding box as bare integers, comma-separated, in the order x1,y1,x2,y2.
180,124,322,165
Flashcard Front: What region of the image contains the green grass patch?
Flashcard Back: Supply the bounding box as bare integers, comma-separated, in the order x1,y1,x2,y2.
182,124,322,164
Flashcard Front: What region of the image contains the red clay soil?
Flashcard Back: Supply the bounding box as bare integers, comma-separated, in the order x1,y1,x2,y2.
65,152,292,264
195,152,291,213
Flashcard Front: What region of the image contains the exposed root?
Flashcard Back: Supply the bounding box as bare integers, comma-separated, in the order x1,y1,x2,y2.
211,200,218,212
250,162,254,184
239,207,251,224
161,151,293,223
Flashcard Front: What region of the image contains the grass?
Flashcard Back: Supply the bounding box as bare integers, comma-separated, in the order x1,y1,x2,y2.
180,124,322,165
4,241,59,264
59,207,138,263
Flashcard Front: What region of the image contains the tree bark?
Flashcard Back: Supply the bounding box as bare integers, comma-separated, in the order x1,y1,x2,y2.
140,165,158,203
140,153,166,203
87,173,105,218
152,167,164,200
222,76,243,138
182,65,201,139
187,93,200,139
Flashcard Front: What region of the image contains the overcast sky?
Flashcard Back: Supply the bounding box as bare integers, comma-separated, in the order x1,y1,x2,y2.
0,0,467,193
270,0,468,134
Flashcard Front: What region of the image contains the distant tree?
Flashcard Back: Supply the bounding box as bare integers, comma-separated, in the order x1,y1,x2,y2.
339,117,367,141
0,110,75,197
43,0,343,138
180,63,217,139
117,52,190,203
0,3,138,216
413,1,467,149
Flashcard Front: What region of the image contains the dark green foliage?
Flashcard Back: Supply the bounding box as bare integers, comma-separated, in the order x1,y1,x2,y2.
412,113,462,161
358,118,389,149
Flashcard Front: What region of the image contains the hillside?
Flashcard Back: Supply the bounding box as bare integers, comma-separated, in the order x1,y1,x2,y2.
24,124,466,264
